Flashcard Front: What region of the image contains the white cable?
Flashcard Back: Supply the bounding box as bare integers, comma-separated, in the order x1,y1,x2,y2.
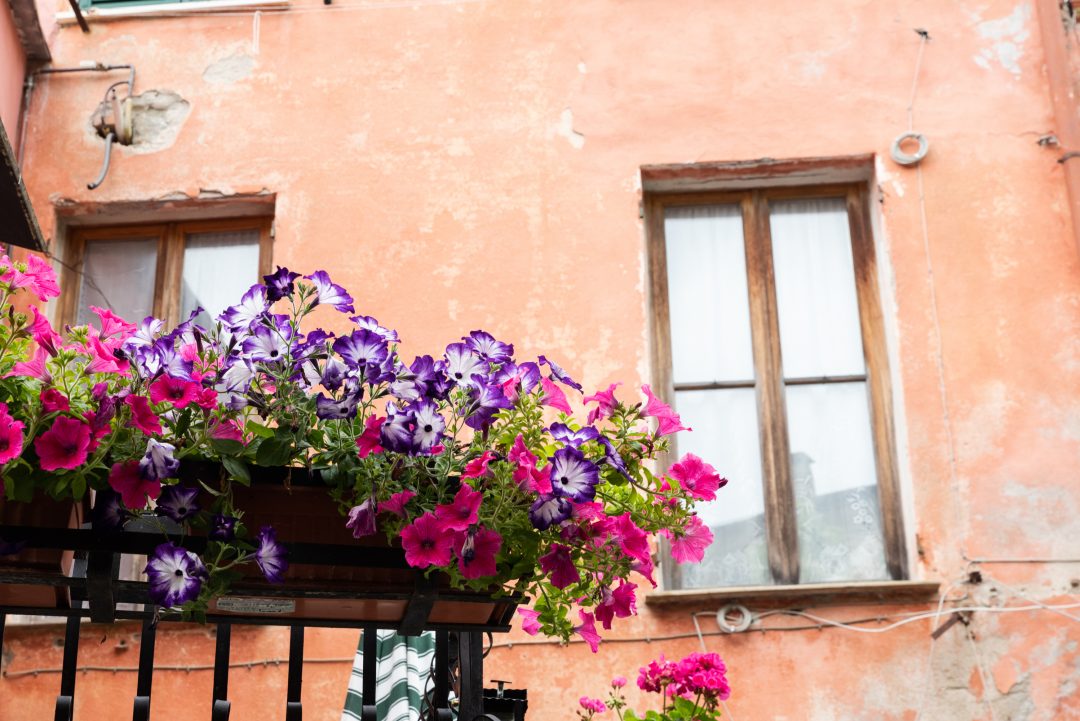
963,621,999,721
979,574,1080,623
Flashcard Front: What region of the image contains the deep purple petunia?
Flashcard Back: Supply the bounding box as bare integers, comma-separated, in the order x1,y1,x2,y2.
548,446,600,501
263,266,300,302
320,357,349,391
252,526,288,583
443,343,487,388
220,284,269,329
464,330,514,363
139,439,180,482
549,422,601,447
380,403,417,453
597,436,633,482
209,513,238,541
492,361,541,395
465,380,513,430
91,488,130,532
155,485,200,523
151,339,195,382
145,542,207,607
538,355,583,392
529,493,574,530
409,355,451,400
306,271,355,314
346,498,377,538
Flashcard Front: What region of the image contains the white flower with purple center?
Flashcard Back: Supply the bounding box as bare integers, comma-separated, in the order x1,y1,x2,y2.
443,343,487,388
145,542,207,607
306,271,355,314
242,325,289,363
548,446,600,502
410,399,446,452
252,526,288,583
464,330,514,363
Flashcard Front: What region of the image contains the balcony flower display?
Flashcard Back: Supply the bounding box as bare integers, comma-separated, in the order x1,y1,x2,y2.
0,254,725,646
576,652,731,720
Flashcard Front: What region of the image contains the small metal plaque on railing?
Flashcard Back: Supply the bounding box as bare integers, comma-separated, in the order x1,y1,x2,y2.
216,596,296,615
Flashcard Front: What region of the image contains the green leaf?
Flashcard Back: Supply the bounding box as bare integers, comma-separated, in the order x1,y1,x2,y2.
247,422,275,439
70,474,87,500
255,438,293,467
6,471,33,502
174,407,192,437
221,456,252,485
197,479,224,496
210,439,246,456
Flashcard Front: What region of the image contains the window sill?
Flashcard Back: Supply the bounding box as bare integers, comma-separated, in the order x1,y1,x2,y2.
57,0,288,26
645,580,942,609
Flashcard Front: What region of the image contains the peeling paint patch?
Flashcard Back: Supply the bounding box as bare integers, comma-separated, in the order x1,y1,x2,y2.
554,108,585,149
973,2,1031,77
203,53,256,85
125,90,191,154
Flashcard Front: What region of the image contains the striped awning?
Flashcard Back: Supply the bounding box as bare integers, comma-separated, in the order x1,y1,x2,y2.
342,630,454,721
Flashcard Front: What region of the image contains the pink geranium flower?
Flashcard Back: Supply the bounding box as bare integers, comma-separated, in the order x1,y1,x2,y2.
34,416,91,471
583,382,621,424
378,489,416,517
0,403,25,464
575,610,602,653
641,384,691,435
517,608,542,636
356,415,384,458
667,453,726,501
149,376,200,409
539,377,572,414
457,527,502,579
41,389,70,414
661,515,714,564
125,396,162,436
400,512,455,568
538,543,579,589
108,460,161,509
435,484,483,532
461,450,496,479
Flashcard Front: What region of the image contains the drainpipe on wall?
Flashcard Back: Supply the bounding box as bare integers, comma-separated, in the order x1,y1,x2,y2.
1036,0,1080,260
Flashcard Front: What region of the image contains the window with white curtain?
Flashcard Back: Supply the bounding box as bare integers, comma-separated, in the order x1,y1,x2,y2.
646,186,906,589
63,219,271,330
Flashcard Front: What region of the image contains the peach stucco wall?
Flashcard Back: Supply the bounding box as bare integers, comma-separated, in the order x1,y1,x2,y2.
3,1,1080,720
0,0,27,146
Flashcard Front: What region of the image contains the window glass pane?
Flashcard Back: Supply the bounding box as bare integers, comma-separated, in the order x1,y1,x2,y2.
664,205,755,384
770,198,865,379
181,229,261,326
76,238,158,326
673,388,772,588
786,381,889,583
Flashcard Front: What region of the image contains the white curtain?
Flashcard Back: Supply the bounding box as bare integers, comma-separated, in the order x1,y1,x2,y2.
180,230,261,326
76,237,159,326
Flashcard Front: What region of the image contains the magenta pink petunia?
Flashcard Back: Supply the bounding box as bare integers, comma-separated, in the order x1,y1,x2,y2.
667,453,726,501
517,608,542,636
125,395,163,436
435,484,483,532
575,610,602,653
34,416,91,471
90,306,136,341
457,527,502,579
355,415,384,458
149,375,200,409
378,489,416,518
539,377,572,414
400,512,456,568
108,460,161,509
28,307,61,356
0,403,24,464
40,389,70,414
461,450,496,479
538,543,580,589
11,346,51,382
662,515,714,564
583,382,622,424
641,384,692,435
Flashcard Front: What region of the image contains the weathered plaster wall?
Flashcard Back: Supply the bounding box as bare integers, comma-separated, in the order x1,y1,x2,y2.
0,0,27,145
2,1,1079,720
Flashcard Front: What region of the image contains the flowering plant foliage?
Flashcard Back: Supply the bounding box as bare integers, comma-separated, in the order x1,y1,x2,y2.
0,255,726,645
576,653,731,721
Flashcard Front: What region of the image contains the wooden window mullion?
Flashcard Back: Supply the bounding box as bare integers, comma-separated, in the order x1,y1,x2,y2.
742,191,799,584
846,187,908,580
157,223,185,327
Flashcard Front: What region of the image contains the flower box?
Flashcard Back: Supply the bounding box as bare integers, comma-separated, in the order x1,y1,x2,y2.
0,496,84,608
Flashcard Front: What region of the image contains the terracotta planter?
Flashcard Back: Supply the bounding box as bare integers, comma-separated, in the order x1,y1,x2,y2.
0,495,84,609
178,463,518,629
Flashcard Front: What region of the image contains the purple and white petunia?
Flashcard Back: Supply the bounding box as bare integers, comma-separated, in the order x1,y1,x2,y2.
538,355,583,392
443,343,487,388
306,271,355,314
380,403,417,454
350,315,399,343
155,485,200,523
549,422,601,447
209,514,238,541
333,330,388,374
597,436,633,482
464,330,514,363
139,439,180,482
548,446,600,501
252,526,288,583
314,392,360,420
242,324,290,363
145,542,207,607
263,266,300,302
320,357,349,391
410,399,446,452
220,284,269,329
91,489,130,532
465,381,514,430
529,493,574,530
345,498,377,538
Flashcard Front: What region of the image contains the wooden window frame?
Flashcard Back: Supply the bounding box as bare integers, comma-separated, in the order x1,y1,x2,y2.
58,217,274,329
646,183,907,588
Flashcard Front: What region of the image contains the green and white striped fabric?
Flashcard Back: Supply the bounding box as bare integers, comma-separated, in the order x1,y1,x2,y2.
341,630,441,721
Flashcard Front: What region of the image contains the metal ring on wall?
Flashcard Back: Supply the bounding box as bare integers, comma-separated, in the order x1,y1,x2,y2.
716,603,753,633
891,132,929,166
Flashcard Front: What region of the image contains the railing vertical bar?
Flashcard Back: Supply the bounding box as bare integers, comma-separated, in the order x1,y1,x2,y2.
360,627,377,721
285,624,304,721
456,632,484,721
212,623,232,720
54,614,80,721
433,630,452,720
132,617,155,721
0,613,5,672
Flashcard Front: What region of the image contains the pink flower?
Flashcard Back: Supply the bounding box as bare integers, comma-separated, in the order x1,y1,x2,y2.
108,460,161,509
583,382,621,424
346,498,377,538
517,608,542,636
461,450,496,479
356,416,384,458
0,403,25,464
540,377,572,414
41,389,70,414
667,453,726,501
85,336,128,375
209,419,244,443
596,580,638,630
641,384,691,435
606,513,651,565
4,254,60,301
508,435,551,493
579,697,607,714
611,676,627,688
379,489,416,517
11,346,51,382
83,410,111,452
149,376,200,409
194,386,218,410
457,527,502,579
575,610,602,653
661,515,714,564
90,306,135,341
125,396,162,436
435,484,483,532
538,544,580,589
28,307,61,356
34,417,91,471
400,513,456,568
